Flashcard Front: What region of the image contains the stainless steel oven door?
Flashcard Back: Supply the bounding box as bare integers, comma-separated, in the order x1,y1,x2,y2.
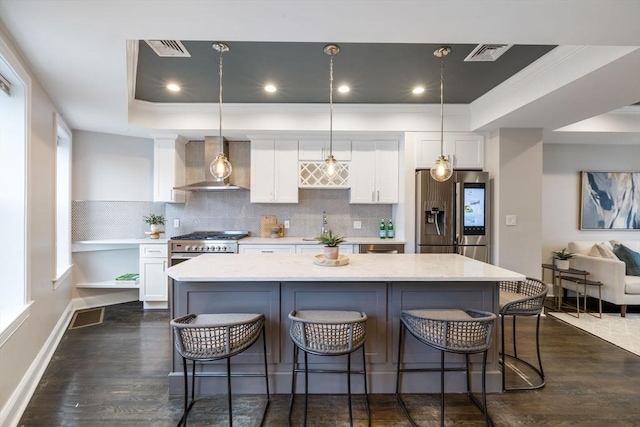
169,253,202,267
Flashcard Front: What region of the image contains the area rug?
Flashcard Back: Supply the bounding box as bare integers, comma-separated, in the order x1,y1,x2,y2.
548,312,640,356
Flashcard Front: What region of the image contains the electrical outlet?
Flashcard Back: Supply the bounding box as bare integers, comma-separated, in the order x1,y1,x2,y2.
284,220,290,229
353,220,362,229
173,219,180,228
506,215,517,226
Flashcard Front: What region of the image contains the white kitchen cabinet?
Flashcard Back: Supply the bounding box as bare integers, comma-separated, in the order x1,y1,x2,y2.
298,139,351,161
250,140,299,203
153,135,188,203
415,132,484,170
239,244,296,254
139,243,168,309
296,244,354,255
350,140,399,204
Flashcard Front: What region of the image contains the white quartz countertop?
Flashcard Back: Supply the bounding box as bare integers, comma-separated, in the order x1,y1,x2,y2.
166,253,524,282
239,237,405,245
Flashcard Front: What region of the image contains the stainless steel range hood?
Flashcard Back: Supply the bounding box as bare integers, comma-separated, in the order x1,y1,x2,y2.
173,136,249,191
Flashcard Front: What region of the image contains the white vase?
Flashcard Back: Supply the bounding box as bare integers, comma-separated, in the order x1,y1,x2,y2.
556,259,570,270
150,224,161,233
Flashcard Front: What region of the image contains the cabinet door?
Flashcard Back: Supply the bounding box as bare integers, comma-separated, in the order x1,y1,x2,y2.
140,258,167,301
415,135,443,169
375,140,399,203
299,140,351,161
349,141,377,203
448,133,484,169
350,140,398,204
239,245,296,254
273,140,299,203
153,137,187,203
250,140,277,203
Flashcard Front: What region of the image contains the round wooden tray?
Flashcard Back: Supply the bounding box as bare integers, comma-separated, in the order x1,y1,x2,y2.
314,254,350,267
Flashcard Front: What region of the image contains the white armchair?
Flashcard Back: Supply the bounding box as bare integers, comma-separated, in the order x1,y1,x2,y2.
567,240,640,317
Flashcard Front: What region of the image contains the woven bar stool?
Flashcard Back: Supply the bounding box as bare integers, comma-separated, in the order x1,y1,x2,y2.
287,310,370,427
396,308,496,427
170,313,270,427
499,277,548,391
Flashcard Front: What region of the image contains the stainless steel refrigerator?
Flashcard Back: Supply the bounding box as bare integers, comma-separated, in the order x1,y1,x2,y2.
415,170,490,262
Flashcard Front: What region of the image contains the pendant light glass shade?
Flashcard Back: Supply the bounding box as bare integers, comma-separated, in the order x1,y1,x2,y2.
430,46,453,182
210,42,233,181
323,44,340,180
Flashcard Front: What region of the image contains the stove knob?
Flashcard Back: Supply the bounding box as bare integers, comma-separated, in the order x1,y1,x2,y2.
221,245,227,252
214,245,221,251
184,245,191,252
208,246,215,252
197,246,204,251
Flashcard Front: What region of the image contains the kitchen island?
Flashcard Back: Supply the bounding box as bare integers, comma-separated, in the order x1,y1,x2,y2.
166,253,524,395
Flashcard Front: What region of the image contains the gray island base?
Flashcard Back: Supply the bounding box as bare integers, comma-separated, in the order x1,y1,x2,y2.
166,253,524,395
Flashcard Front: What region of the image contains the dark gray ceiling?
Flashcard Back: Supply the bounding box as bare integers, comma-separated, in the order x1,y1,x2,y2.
135,41,555,104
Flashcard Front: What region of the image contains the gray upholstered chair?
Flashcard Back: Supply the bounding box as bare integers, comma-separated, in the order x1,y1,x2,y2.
499,277,548,391
396,308,496,427
170,313,269,427
288,310,369,427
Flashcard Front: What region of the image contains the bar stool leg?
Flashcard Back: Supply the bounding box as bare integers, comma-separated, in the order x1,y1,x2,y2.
482,351,490,427
347,352,353,426
182,357,188,427
362,344,370,427
501,314,506,392
440,350,445,427
261,327,270,425
303,350,309,427
226,357,232,426
512,316,518,358
288,346,298,427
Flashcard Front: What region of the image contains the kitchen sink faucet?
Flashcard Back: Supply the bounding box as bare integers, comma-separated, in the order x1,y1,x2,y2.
321,211,328,236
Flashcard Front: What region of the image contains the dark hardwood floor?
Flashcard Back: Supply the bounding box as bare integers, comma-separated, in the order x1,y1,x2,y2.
18,301,640,426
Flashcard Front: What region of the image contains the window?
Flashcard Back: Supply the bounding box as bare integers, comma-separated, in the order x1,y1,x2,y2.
0,36,31,341
54,114,72,287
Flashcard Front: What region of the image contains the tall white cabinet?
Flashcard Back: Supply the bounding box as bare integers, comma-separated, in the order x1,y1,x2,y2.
153,135,188,203
350,140,399,204
250,139,299,203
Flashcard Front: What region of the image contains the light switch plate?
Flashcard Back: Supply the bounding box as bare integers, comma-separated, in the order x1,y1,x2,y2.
506,215,517,226
173,219,180,228
284,220,290,229
353,220,362,229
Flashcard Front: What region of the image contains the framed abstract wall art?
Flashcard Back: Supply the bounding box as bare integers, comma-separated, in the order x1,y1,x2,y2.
580,171,640,230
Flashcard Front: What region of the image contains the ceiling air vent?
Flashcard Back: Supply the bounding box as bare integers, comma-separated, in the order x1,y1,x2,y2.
144,40,191,57
464,44,513,62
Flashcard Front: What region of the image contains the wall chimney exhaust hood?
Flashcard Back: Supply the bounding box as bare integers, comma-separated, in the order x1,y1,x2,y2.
173,136,248,191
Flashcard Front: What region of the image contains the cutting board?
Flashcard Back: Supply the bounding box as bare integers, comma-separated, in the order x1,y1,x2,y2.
260,215,277,237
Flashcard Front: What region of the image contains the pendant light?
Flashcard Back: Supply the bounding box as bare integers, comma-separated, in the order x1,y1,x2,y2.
210,42,233,181
322,44,340,180
430,46,454,182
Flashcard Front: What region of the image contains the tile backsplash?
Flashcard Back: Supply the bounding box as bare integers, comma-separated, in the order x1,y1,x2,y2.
73,191,391,241
165,188,391,238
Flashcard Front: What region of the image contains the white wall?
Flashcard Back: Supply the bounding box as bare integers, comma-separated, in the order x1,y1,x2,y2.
490,129,544,278
0,29,73,425
542,143,640,264
73,130,153,201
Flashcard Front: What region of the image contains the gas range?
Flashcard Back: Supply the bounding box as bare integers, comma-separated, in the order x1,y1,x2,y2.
169,231,249,258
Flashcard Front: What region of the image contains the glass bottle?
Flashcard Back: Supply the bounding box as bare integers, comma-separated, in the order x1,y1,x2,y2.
379,219,386,239
387,220,394,239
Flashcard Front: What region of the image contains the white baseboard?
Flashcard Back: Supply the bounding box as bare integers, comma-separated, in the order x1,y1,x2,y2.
0,292,138,427
0,301,75,427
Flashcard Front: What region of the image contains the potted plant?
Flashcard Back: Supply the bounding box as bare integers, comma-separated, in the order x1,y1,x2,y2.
143,213,165,234
552,248,574,270
315,229,346,260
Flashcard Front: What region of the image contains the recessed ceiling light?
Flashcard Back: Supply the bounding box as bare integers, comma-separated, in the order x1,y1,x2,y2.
166,83,181,92
412,86,425,94
338,85,350,93
264,84,277,93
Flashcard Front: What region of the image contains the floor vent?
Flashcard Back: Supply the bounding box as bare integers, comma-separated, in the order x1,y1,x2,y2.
69,307,105,330
464,44,513,62
144,40,191,57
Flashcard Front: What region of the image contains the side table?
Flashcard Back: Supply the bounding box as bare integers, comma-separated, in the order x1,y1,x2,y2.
541,264,603,319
